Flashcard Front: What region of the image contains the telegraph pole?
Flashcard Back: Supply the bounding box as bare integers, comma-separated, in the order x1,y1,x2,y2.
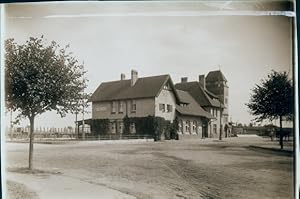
218,71,223,140
82,62,85,140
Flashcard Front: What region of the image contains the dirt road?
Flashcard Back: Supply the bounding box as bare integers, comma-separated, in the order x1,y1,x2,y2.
5,137,294,199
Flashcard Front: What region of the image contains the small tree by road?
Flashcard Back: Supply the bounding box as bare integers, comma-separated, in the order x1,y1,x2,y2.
246,71,293,149
5,36,87,169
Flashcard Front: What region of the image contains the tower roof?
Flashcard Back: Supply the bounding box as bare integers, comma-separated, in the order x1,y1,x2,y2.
206,70,227,82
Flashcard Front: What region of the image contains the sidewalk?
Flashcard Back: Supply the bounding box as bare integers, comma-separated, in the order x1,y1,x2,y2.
7,171,136,199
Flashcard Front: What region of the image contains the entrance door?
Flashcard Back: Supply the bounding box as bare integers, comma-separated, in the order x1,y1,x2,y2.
202,123,208,138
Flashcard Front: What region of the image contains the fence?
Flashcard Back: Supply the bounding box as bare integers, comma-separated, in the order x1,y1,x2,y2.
6,126,90,140
6,126,154,141
85,134,153,140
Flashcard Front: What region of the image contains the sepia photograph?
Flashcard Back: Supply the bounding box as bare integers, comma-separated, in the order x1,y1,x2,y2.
1,1,297,199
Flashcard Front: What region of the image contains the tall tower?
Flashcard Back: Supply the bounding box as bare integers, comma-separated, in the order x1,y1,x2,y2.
205,70,229,124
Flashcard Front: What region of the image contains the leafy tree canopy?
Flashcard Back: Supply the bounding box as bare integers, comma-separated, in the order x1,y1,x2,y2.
246,70,293,122
5,36,87,120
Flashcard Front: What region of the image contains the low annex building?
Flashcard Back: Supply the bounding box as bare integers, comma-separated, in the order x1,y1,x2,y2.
87,69,229,139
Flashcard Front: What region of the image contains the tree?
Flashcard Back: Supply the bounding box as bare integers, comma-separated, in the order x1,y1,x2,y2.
5,37,87,169
246,71,293,149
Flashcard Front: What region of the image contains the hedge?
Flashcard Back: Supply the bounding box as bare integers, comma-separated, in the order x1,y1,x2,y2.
123,115,179,141
90,116,179,141
90,119,110,135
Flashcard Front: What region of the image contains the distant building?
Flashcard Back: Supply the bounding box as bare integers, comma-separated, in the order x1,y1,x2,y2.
87,69,229,139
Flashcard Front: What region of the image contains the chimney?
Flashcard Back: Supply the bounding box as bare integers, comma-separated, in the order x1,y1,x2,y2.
181,77,188,83
199,75,206,89
121,73,126,80
131,70,138,86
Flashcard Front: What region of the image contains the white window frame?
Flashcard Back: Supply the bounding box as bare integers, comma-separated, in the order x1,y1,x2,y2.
118,101,124,113
159,103,165,112
111,101,116,114
131,100,136,113
167,104,172,112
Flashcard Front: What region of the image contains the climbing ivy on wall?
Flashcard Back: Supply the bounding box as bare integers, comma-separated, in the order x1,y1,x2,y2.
122,115,177,141
91,119,110,135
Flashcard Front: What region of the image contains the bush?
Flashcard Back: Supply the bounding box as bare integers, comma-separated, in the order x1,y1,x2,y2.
123,115,175,141
91,119,110,135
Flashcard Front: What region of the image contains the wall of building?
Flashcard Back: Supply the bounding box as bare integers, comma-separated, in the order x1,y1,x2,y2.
203,106,223,138
155,88,176,121
206,80,229,122
177,115,207,138
92,98,155,120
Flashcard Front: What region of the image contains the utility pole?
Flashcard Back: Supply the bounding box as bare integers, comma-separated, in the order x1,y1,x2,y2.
219,99,223,140
218,73,223,141
82,62,85,140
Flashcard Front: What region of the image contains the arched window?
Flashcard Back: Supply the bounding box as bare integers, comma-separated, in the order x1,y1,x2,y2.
185,120,190,133
178,120,183,134
192,121,197,134
130,123,136,134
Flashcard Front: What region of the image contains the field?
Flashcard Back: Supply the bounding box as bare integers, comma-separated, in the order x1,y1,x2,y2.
6,137,294,199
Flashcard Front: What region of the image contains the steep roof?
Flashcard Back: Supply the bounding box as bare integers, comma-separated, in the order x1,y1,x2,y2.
176,90,215,119
175,81,223,108
91,75,180,102
206,70,227,82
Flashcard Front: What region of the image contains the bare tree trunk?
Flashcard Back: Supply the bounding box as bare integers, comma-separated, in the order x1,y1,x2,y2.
28,116,35,170
75,113,78,139
279,115,283,149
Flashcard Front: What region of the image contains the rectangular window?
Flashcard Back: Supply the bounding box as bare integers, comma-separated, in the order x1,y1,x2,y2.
192,121,197,133
167,104,172,112
224,116,228,123
118,101,124,113
159,104,165,112
185,120,190,133
118,122,123,134
130,123,136,134
213,124,217,134
131,100,136,113
111,101,116,114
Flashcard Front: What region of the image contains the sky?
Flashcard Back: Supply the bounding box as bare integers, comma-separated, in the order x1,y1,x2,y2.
3,1,294,128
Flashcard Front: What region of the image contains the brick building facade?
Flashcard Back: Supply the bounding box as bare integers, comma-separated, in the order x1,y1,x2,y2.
89,69,229,139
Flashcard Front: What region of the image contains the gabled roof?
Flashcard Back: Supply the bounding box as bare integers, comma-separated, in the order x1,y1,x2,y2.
206,70,227,82
175,81,223,108
176,89,215,119
91,74,180,102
